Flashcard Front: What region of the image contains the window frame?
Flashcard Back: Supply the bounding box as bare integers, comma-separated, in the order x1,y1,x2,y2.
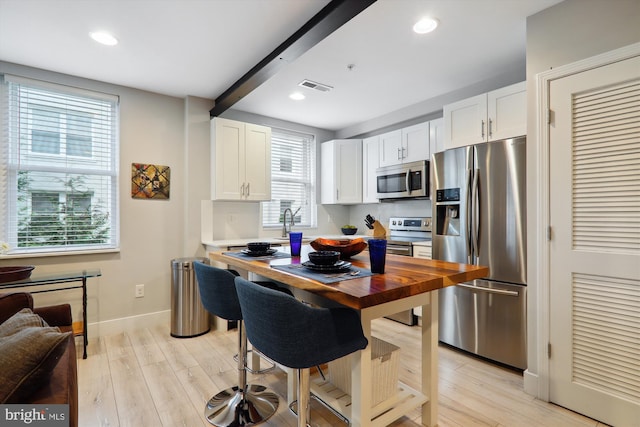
0,74,120,256
261,127,317,230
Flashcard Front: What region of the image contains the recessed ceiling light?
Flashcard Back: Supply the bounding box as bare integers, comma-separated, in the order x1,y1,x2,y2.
289,92,305,101
90,31,118,46
413,17,439,34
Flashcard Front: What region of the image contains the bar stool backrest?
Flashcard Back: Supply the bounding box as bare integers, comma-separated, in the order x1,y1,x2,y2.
193,261,242,321
234,276,368,369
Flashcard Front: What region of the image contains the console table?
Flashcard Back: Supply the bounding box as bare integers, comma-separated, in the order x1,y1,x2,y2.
0,269,101,359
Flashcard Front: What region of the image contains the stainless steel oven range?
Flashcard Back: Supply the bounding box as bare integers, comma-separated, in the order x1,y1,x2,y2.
384,217,432,325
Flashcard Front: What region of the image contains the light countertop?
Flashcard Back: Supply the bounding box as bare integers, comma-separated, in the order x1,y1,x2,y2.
202,234,369,249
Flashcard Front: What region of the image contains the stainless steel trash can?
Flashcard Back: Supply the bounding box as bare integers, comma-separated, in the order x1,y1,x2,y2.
170,257,210,337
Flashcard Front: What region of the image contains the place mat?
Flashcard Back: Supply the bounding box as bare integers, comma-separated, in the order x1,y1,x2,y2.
223,251,291,260
271,263,374,284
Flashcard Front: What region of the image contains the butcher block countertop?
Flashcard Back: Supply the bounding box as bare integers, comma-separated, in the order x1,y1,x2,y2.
209,246,487,311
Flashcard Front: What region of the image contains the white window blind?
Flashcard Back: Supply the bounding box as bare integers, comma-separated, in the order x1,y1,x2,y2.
262,128,316,228
0,75,119,254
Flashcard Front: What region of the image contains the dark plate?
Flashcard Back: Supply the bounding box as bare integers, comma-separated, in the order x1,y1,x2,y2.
241,248,278,257
302,260,352,273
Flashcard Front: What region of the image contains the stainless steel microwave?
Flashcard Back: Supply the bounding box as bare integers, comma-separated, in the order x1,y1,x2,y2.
376,160,429,200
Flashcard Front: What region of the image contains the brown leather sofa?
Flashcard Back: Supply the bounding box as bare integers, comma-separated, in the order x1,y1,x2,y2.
0,292,78,427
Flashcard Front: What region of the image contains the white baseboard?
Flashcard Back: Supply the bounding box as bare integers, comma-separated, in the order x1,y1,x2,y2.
87,309,171,338
523,369,540,398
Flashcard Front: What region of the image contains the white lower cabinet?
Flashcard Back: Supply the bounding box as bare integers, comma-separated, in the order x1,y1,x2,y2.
412,241,433,317
321,139,362,204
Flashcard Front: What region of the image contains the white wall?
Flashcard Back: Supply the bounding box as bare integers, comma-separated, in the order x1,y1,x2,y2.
524,0,640,394
348,199,432,232
0,61,194,336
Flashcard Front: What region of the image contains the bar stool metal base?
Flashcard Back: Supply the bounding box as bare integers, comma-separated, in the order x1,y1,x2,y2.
204,384,279,427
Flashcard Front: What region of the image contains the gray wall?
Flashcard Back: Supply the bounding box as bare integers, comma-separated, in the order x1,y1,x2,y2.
525,0,640,387
0,61,194,334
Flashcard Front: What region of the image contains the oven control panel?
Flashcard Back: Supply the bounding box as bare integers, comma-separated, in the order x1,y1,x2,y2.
388,217,432,232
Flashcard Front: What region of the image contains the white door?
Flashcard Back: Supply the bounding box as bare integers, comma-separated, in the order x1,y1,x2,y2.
212,117,243,200
549,55,640,427
487,81,526,141
335,140,362,204
378,129,402,167
429,118,444,155
443,92,487,149
402,121,429,163
362,136,380,204
244,123,271,201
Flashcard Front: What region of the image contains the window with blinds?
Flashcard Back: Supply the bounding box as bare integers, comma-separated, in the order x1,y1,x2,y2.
262,128,316,228
0,75,119,254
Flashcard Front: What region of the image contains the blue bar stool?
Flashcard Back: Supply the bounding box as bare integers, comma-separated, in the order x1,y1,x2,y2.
234,276,368,427
193,262,279,426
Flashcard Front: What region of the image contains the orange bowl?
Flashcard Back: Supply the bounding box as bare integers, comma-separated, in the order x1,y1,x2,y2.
309,238,367,259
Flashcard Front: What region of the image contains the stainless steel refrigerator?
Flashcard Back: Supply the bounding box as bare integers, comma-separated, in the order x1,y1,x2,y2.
432,136,527,369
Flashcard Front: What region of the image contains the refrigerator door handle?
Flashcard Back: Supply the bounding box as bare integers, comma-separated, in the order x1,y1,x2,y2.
456,283,520,297
466,168,473,263
472,168,480,261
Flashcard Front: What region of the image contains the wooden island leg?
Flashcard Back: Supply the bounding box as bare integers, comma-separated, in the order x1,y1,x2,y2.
422,291,439,426
351,308,373,427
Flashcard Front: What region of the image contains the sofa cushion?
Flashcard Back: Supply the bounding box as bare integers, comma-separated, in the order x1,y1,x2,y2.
0,293,33,324
0,308,48,337
0,326,71,403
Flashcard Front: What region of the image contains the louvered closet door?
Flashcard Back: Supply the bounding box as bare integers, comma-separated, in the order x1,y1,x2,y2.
549,55,640,427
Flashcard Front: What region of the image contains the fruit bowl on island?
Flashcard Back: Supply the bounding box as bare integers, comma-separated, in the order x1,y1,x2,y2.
341,225,358,235
309,237,367,259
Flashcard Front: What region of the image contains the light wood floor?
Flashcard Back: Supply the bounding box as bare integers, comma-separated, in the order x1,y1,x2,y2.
77,318,607,427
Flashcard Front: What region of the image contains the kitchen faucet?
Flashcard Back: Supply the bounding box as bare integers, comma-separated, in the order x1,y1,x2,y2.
281,207,300,237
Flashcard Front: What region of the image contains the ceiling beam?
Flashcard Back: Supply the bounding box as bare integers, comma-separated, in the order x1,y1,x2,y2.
209,0,376,118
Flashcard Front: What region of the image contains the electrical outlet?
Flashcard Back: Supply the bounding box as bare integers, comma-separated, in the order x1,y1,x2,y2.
135,284,144,298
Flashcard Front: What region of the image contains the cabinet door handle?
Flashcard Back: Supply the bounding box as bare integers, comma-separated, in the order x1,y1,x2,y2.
336,188,339,200
246,182,250,197
240,183,245,196
481,120,485,139
402,146,406,159
397,147,402,160
488,118,493,138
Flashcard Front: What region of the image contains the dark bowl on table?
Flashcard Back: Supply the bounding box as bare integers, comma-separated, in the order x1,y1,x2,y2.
341,227,358,235
0,266,35,284
308,250,341,266
309,238,367,259
247,242,271,253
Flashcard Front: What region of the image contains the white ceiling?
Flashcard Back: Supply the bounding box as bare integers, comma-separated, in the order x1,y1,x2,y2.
0,0,562,131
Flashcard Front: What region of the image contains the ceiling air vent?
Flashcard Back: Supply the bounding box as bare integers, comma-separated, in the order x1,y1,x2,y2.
299,79,333,93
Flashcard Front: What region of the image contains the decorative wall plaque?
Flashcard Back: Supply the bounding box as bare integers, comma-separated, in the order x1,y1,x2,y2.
131,163,170,199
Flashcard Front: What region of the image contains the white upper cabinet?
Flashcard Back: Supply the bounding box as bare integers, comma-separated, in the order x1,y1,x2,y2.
429,117,445,155
443,81,526,149
362,135,380,204
211,117,271,201
379,129,402,167
321,139,362,205
379,121,429,167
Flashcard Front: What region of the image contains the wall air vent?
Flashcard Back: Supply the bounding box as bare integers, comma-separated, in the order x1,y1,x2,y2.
298,79,333,93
